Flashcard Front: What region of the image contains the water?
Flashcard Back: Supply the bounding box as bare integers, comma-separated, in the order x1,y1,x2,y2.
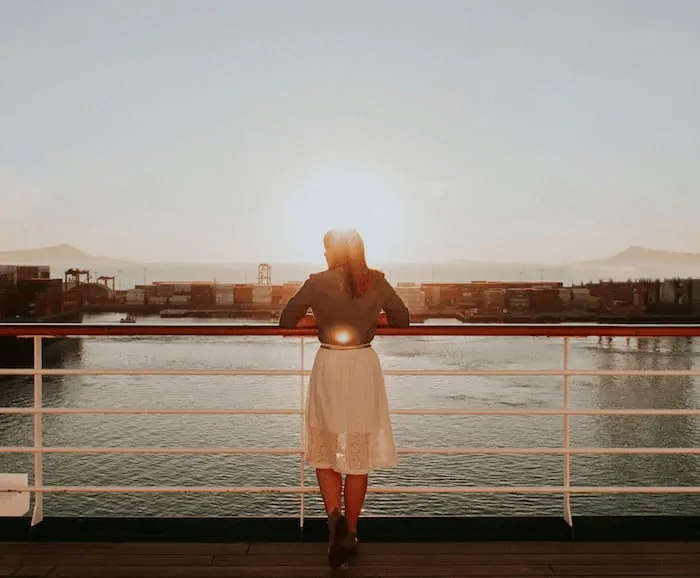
1,314,700,518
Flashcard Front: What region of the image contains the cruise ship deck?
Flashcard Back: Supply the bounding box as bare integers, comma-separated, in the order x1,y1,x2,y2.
3,539,700,577
2,323,700,577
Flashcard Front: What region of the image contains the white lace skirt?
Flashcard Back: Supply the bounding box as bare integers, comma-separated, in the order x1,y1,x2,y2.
305,345,399,475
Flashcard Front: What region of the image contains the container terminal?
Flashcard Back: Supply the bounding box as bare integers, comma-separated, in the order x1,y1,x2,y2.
64,263,700,324
0,265,84,366
4,262,700,330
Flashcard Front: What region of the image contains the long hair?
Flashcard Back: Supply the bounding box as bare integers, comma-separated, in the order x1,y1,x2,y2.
323,229,373,298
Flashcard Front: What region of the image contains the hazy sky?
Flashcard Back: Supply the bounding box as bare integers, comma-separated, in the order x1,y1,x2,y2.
1,0,699,265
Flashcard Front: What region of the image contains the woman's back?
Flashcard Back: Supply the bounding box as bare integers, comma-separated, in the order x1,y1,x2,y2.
279,268,410,345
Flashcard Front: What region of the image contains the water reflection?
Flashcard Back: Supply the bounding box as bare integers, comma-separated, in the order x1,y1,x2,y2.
572,337,700,515
0,338,84,461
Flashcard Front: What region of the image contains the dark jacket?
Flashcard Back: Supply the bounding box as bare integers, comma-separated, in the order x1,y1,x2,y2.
279,268,410,345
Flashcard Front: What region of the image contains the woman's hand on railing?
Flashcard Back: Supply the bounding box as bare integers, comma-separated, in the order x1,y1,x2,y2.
295,314,317,328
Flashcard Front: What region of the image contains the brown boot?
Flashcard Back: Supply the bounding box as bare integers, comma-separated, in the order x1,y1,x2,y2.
344,531,359,558
327,509,349,568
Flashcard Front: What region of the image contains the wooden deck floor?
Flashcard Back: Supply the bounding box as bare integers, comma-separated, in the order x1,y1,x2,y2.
1,541,700,577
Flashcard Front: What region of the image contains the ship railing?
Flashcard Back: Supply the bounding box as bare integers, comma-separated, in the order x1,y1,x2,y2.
1,323,700,529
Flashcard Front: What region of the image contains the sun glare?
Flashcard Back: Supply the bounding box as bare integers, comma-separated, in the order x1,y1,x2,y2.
281,168,407,264
333,329,351,344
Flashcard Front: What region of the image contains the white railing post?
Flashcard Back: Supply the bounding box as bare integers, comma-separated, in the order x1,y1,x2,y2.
562,337,572,527
299,337,305,529
31,336,44,526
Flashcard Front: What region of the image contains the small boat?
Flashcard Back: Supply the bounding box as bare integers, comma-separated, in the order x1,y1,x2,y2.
120,314,136,324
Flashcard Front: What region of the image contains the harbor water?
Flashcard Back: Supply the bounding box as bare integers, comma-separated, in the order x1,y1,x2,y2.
1,314,700,518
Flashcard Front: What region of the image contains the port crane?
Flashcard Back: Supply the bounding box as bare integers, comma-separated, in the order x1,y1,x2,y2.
96,275,116,291
257,263,271,285
64,268,91,288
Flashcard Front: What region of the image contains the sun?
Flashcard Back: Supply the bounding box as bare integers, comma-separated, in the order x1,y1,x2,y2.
280,168,407,264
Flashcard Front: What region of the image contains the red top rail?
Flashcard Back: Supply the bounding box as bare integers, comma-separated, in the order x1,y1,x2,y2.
1,323,700,337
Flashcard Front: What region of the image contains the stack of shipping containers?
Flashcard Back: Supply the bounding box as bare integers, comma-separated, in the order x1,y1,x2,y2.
16,278,64,317
280,282,302,307
215,283,235,307
505,288,530,312
170,283,190,306
252,285,272,308
190,284,213,308
125,287,145,304
482,288,506,313
234,285,253,308
152,283,173,306
0,265,67,318
528,288,562,313
395,284,426,313
0,266,17,318
420,284,442,308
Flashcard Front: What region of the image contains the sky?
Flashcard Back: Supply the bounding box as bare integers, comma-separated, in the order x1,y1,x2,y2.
1,0,699,265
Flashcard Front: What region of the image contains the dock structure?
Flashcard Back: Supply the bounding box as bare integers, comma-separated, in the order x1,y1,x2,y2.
158,308,279,320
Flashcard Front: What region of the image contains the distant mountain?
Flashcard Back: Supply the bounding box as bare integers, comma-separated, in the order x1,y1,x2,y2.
578,246,700,266
3,242,700,270
0,244,130,265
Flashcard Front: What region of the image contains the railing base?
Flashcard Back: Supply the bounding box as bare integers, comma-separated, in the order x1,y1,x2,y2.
2,516,700,542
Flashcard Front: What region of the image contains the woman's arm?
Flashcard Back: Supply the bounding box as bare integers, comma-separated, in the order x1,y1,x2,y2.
378,276,410,328
279,279,313,328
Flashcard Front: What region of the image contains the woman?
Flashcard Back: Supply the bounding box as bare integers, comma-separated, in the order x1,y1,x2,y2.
279,229,410,568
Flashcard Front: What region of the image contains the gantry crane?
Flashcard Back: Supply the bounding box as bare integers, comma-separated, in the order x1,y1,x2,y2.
64,268,91,288
257,263,271,285
96,275,116,291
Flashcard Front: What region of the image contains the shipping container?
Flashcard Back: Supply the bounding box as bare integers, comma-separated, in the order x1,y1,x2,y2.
49,293,63,313
0,265,17,284
660,281,676,304
63,287,83,307
420,284,441,307
215,294,235,305
693,279,700,305
17,278,53,295
189,284,213,306
35,294,50,317
396,286,426,309
483,288,506,309
234,285,253,304
252,285,272,306
505,290,530,311
126,288,144,304
155,283,175,298
16,266,40,281
529,288,562,312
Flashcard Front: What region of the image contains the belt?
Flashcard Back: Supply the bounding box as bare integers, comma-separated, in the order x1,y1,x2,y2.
320,343,372,350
